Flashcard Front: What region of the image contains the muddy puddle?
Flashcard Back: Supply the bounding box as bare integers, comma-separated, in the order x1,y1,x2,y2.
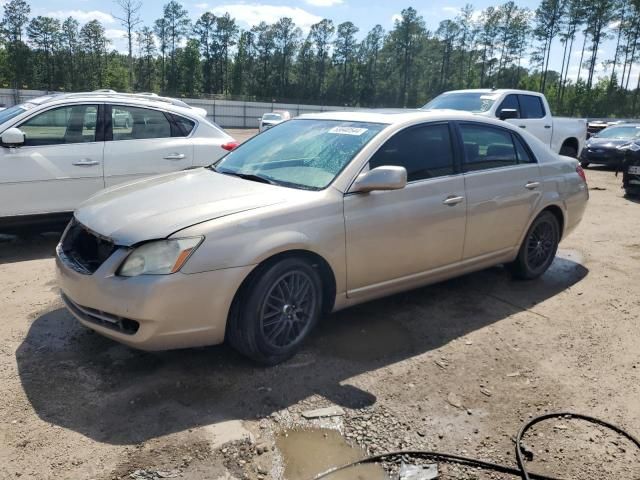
276,428,389,480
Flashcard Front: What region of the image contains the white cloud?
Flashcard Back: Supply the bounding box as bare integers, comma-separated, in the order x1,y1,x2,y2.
194,2,208,9
46,9,115,24
105,29,129,53
391,13,402,24
441,6,459,15
210,4,322,31
105,28,126,40
304,0,343,6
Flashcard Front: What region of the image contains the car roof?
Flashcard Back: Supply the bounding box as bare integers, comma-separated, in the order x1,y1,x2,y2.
435,88,545,96
603,123,640,128
298,108,496,125
22,91,203,119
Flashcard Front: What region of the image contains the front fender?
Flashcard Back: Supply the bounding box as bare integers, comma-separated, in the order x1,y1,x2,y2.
177,200,347,295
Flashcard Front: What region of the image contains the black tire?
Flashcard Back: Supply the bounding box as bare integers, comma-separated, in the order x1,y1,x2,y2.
580,160,590,168
226,257,323,365
508,211,560,280
560,144,578,158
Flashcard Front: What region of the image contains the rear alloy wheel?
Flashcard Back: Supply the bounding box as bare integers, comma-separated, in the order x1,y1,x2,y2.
508,211,560,280
227,257,323,365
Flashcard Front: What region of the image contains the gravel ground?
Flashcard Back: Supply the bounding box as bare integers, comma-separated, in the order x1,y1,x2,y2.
0,157,639,480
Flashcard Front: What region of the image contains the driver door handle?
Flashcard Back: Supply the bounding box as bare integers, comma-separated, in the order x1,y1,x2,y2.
518,125,526,129
72,159,99,166
525,181,541,190
163,153,185,160
443,195,465,206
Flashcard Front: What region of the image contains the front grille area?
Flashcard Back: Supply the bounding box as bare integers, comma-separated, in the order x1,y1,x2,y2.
60,219,117,274
62,293,140,335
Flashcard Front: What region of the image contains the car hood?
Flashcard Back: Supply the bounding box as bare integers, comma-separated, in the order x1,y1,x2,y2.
75,169,287,246
586,138,629,149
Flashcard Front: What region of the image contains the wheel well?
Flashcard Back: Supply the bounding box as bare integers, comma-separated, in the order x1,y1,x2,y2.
543,205,565,238
561,138,579,153
228,250,337,324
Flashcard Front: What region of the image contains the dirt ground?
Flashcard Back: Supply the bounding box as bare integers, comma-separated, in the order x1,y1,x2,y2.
1,138,639,479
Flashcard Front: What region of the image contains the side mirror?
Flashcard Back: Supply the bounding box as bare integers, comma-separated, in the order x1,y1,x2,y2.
1,127,25,147
498,108,519,121
351,166,407,193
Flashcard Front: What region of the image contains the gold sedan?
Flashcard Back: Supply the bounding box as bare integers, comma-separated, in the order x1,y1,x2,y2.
57,110,588,364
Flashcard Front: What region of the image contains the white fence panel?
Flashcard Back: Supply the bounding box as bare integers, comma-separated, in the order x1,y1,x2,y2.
0,88,366,129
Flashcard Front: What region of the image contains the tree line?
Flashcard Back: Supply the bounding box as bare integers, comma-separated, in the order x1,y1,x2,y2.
1,0,639,117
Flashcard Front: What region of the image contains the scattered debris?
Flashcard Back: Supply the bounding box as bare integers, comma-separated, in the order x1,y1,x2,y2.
399,462,438,480
480,388,493,397
128,469,180,480
301,406,345,419
434,359,448,369
519,443,534,461
590,186,607,191
506,372,521,378
255,443,270,455
511,437,534,461
446,392,464,410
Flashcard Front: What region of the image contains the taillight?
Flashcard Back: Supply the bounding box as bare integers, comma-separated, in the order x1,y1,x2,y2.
576,164,587,183
221,140,240,152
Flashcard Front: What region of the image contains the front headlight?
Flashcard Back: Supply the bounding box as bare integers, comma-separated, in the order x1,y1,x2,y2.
118,237,203,277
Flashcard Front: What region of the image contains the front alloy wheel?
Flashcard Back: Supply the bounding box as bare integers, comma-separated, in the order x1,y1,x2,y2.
259,270,317,349
227,257,323,365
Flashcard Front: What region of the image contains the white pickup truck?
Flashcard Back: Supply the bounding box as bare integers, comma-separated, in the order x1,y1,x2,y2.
423,89,587,158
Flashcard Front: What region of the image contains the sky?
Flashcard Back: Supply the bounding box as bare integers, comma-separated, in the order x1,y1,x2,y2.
24,0,633,85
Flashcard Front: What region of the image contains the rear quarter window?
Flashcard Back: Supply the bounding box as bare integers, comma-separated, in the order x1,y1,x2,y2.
171,114,196,137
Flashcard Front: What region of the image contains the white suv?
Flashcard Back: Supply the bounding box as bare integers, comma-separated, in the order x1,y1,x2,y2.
0,92,236,228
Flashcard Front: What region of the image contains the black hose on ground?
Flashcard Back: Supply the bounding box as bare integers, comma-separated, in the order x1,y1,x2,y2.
311,412,640,480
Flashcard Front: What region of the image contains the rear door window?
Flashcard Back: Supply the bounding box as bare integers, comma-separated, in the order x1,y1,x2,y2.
518,95,546,119
110,105,172,141
513,134,536,163
459,124,518,171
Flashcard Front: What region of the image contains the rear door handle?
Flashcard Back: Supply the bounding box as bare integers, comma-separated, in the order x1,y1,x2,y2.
72,159,99,166
544,125,552,129
518,125,526,129
443,195,465,206
163,153,185,160
525,181,541,190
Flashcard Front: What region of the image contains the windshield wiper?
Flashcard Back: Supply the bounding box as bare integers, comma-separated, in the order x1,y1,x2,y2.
214,168,276,185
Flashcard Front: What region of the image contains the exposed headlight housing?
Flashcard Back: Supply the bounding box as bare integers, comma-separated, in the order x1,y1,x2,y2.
118,237,203,277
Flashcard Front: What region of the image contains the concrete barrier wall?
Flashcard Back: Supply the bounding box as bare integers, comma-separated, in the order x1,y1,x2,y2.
0,89,361,129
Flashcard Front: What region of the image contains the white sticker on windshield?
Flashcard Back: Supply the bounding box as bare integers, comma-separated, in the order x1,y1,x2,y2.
329,126,368,136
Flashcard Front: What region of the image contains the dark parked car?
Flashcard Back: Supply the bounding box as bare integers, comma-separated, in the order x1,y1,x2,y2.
616,141,640,197
580,123,640,168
